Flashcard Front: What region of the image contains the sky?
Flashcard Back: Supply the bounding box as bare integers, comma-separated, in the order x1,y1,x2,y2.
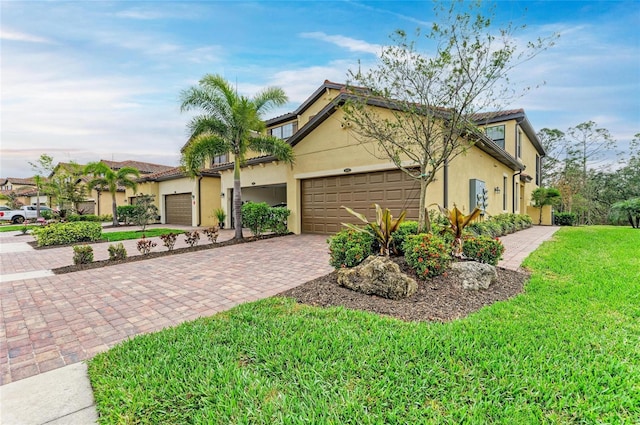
1,0,639,178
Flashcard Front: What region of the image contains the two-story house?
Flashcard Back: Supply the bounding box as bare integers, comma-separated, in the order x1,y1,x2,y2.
202,80,547,233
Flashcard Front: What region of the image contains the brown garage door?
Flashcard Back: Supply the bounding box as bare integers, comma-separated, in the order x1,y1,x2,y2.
301,169,421,234
165,193,192,226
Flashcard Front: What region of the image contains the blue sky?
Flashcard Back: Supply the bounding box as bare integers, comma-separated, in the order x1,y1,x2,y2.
1,1,638,178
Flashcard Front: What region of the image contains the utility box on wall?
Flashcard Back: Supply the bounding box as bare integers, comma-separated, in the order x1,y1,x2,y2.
469,179,488,215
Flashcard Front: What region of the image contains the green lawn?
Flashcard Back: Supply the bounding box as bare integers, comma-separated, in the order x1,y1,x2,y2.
102,228,184,242
88,226,640,424
0,224,36,232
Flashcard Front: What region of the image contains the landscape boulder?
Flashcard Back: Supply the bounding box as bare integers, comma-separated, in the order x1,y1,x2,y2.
449,261,497,290
337,256,417,300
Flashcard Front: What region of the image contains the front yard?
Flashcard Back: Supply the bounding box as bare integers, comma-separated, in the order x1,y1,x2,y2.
88,226,639,423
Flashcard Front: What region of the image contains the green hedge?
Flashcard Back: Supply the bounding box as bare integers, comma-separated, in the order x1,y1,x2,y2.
554,212,577,226
67,214,101,222
241,202,291,236
32,222,102,247
463,235,505,266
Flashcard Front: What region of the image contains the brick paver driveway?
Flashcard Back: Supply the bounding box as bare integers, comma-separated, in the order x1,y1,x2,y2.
1,233,332,384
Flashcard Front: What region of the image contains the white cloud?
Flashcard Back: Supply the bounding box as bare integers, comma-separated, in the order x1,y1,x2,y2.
300,32,382,55
0,28,55,44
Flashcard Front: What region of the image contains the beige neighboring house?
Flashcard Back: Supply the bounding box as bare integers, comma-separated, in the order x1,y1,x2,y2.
197,80,549,233
48,160,175,216
128,167,221,227
0,177,45,207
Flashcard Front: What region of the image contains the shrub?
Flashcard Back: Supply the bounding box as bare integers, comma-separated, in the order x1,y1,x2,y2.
132,194,159,232
98,214,113,223
554,212,577,226
403,233,452,279
203,227,219,243
117,205,138,225
391,221,420,255
463,236,505,266
136,236,157,254
31,222,102,247
241,202,271,236
184,230,200,247
342,204,406,256
159,233,178,251
72,245,94,265
327,229,374,269
107,243,127,261
67,214,100,222
40,210,53,220
268,207,291,234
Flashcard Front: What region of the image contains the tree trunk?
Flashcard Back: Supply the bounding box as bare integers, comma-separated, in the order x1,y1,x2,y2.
418,179,428,232
233,157,243,240
111,192,118,227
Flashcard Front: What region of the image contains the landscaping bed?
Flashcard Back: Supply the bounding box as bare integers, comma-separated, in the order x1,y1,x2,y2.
52,233,288,274
280,257,528,322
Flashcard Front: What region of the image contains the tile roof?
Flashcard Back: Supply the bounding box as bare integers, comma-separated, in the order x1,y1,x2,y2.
136,166,220,182
0,177,37,186
99,160,174,174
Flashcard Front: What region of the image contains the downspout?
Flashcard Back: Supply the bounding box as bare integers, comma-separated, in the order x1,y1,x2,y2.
512,169,523,213
197,175,202,227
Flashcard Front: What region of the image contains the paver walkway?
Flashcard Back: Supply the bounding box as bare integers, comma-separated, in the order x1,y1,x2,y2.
1,232,332,385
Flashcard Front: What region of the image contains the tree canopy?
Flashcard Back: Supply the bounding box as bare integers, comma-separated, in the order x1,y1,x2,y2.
179,74,293,239
343,0,557,229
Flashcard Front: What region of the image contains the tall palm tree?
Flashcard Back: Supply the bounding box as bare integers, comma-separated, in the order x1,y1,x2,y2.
84,162,140,226
180,74,293,240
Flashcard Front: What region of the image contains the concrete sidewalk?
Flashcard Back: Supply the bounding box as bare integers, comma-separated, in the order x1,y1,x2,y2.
0,225,559,424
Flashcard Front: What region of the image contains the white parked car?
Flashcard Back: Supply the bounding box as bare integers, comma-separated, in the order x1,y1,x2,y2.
0,205,54,224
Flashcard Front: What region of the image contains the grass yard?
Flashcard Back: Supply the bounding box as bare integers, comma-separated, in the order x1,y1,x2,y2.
0,224,36,232
102,228,184,242
88,226,640,424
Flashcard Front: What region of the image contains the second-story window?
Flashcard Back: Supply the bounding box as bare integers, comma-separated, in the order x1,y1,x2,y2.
211,153,229,167
516,129,522,158
269,122,298,139
486,125,505,150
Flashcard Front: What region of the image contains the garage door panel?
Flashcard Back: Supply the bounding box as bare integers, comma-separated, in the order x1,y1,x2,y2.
165,193,192,226
302,169,420,234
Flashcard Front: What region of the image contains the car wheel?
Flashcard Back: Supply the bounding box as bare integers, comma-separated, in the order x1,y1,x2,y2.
13,216,25,224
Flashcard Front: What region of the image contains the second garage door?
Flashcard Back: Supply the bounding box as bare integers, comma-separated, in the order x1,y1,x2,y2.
301,169,421,234
165,193,192,226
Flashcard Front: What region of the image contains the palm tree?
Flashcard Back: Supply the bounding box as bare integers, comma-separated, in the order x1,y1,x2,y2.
84,162,140,226
180,74,293,240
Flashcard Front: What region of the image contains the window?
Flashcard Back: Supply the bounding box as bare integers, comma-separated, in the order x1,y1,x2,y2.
535,154,541,186
210,153,229,167
516,129,522,158
269,121,298,139
486,125,505,149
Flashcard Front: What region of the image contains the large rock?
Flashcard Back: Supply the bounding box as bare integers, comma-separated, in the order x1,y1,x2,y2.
449,261,497,290
337,256,417,300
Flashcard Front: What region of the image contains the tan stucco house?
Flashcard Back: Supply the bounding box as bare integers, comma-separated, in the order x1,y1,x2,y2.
127,167,221,227
188,81,549,233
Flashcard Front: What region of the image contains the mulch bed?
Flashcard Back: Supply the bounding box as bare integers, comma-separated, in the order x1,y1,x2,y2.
51,233,288,275
279,257,529,323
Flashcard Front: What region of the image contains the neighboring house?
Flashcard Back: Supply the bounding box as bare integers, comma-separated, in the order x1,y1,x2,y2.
49,160,175,216
0,177,45,207
128,167,221,227
200,80,548,233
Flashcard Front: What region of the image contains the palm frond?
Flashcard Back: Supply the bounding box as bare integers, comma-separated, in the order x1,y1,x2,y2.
181,134,230,176
248,136,294,164
253,86,288,116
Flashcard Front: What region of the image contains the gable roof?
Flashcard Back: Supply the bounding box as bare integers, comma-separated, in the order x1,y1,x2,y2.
99,160,174,175
136,166,220,182
0,177,37,186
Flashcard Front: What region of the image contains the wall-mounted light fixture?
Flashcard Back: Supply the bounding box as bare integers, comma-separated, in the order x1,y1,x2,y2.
220,192,225,198
494,187,501,194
